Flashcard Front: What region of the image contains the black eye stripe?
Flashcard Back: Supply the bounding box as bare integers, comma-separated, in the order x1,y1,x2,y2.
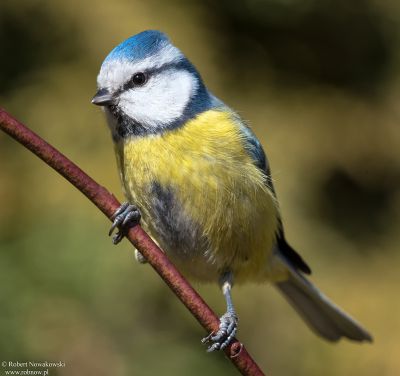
121,72,147,92
116,61,190,95
118,71,151,94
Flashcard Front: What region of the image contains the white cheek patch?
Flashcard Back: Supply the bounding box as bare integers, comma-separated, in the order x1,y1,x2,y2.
119,70,197,127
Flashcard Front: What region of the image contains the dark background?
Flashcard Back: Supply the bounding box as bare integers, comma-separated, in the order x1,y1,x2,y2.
1,0,399,375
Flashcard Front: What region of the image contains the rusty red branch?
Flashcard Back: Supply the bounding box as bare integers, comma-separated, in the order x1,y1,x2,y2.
0,108,265,376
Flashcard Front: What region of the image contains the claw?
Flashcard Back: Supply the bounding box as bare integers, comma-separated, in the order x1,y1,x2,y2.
109,202,141,244
201,331,215,344
206,342,221,352
109,202,130,236
112,202,130,218
202,311,238,352
112,232,124,245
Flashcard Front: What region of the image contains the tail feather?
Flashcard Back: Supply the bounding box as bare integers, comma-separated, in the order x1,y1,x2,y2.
275,266,372,342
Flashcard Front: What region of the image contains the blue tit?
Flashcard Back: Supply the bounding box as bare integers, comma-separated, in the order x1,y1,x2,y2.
92,30,372,351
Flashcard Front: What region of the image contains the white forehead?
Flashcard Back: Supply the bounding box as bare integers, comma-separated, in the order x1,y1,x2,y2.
97,44,183,92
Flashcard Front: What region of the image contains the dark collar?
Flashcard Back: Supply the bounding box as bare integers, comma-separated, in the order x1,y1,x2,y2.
109,81,216,141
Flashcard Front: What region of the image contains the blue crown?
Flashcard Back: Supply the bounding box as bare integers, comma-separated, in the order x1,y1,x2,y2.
104,30,170,63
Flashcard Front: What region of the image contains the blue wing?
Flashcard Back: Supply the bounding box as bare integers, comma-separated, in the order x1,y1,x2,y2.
238,118,312,275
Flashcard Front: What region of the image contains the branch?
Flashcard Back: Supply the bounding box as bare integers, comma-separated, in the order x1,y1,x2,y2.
0,108,265,376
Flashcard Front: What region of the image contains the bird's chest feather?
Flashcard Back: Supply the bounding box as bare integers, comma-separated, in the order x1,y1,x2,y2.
114,110,279,282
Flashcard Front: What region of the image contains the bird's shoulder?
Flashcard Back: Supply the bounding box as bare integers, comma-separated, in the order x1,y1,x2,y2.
222,108,312,275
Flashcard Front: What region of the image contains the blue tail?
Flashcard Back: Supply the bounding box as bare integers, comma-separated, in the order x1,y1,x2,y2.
275,263,372,342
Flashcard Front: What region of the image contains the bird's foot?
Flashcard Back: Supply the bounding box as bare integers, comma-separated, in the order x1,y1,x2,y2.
134,249,147,264
109,202,141,244
201,311,238,352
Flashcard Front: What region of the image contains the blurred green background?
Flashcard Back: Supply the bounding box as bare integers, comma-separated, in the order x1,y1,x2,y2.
1,0,399,375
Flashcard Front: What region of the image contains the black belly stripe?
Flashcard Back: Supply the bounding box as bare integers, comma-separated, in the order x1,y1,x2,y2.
149,181,209,258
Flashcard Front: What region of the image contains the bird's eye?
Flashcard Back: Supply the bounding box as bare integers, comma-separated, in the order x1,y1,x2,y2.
131,72,147,86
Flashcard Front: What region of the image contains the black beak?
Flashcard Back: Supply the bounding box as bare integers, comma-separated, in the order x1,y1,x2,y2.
91,88,114,106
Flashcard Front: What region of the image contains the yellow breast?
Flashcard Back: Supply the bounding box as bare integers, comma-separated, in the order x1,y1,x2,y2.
114,110,280,283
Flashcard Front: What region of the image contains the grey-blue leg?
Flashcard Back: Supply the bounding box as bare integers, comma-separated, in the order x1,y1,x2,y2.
202,272,238,352
109,202,141,244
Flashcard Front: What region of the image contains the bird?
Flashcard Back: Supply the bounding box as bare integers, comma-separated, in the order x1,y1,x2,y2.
92,30,372,351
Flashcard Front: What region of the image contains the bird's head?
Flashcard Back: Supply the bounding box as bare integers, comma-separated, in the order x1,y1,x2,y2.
92,30,212,137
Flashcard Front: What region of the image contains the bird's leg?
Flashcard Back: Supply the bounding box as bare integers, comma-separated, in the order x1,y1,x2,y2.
109,202,141,245
202,271,238,352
